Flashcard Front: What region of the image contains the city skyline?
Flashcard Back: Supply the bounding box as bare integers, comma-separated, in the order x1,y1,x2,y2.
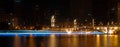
0,0,118,26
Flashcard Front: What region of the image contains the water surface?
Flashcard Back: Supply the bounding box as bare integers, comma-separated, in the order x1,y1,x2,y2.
0,34,120,47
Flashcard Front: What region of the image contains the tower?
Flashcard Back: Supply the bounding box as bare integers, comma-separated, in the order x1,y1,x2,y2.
51,15,55,27
74,19,77,30
12,17,18,28
14,0,22,26
74,19,77,28
118,1,120,24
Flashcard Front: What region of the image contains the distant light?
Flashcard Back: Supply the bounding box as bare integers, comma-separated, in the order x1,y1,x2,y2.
65,29,72,34
96,27,100,30
104,31,107,33
86,32,91,34
85,20,87,22
88,13,91,15
67,31,72,34
8,23,11,25
111,7,115,11
108,30,114,34
114,27,118,30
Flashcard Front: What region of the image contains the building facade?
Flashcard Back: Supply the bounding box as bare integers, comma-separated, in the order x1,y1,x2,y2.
118,1,120,24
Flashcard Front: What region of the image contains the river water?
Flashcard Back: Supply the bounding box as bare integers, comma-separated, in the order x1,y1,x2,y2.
0,34,120,47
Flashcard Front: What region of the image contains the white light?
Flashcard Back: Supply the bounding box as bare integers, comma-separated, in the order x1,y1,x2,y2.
86,32,91,34
65,29,72,34
108,30,114,34
104,31,108,33
67,31,72,34
96,27,100,30
8,23,11,25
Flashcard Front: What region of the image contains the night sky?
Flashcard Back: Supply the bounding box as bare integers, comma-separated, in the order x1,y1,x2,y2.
0,0,118,26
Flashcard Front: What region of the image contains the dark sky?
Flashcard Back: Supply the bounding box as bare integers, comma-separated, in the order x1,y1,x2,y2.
0,0,14,13
0,0,118,25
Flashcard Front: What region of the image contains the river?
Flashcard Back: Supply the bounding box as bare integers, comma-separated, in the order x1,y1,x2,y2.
0,34,120,47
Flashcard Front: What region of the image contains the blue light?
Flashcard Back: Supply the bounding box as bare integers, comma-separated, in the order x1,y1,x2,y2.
0,30,104,36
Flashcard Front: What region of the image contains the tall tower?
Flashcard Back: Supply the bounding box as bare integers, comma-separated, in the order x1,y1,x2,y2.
14,0,22,25
74,19,77,30
70,0,92,23
92,0,117,25
12,17,18,27
51,15,55,27
74,19,77,28
118,1,120,24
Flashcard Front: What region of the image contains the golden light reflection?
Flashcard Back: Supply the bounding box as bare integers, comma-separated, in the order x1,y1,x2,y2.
49,34,57,47
29,34,36,47
103,35,108,47
14,34,21,47
108,35,118,47
72,35,79,47
96,35,100,47
67,35,72,47
114,35,118,47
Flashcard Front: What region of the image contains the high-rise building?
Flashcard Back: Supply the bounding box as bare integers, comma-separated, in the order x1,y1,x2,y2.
14,0,22,26
118,1,120,24
70,0,117,25
92,0,117,25
70,0,93,24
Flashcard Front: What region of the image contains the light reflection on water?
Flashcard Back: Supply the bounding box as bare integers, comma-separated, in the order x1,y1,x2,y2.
103,35,108,47
48,34,57,47
12,34,120,47
14,34,21,47
96,35,100,47
72,35,79,47
29,34,36,47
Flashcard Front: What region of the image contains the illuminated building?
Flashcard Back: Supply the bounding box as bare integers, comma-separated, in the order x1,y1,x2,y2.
71,0,117,25
14,0,22,25
118,1,120,24
92,0,117,25
51,15,55,27
73,19,77,30
34,4,40,25
74,19,77,28
70,0,92,23
12,17,19,27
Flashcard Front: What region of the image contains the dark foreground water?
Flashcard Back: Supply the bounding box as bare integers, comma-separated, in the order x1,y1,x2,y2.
0,34,120,47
